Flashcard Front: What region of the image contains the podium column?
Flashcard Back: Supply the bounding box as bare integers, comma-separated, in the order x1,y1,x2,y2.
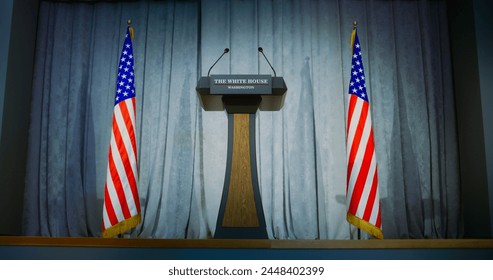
214,113,267,238
196,75,286,239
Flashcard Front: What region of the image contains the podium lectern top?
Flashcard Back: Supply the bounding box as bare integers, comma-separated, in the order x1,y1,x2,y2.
196,75,287,113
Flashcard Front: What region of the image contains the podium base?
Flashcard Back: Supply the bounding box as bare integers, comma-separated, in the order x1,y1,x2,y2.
214,114,267,239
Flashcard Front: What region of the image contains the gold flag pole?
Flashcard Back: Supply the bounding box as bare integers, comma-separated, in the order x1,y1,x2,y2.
127,19,134,40
350,20,357,51
350,20,361,241
114,19,137,239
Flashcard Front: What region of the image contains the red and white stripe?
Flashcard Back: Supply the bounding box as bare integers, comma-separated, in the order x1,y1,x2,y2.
102,97,140,234
346,94,382,233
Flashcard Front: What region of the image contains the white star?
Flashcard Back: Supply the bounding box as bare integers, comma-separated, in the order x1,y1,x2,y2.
121,74,127,79
119,81,124,86
355,43,360,49
125,44,131,48
352,71,358,76
359,68,363,73
123,50,128,55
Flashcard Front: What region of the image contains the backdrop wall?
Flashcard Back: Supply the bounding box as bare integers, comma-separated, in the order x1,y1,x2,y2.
19,0,463,239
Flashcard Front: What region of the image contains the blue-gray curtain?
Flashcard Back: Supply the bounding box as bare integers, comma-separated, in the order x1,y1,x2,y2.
23,0,461,239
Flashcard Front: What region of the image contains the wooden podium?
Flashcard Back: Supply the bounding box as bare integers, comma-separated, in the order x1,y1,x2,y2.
196,75,287,238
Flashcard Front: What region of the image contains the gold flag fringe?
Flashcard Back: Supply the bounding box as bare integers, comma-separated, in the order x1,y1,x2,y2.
347,213,383,239
102,214,141,238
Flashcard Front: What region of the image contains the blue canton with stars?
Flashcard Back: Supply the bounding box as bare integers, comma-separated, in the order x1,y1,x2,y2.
348,31,369,102
115,27,136,106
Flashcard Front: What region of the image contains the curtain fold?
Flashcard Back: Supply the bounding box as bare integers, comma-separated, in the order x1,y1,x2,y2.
24,0,461,239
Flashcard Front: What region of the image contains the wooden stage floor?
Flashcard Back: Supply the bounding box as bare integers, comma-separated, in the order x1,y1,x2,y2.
1,236,492,259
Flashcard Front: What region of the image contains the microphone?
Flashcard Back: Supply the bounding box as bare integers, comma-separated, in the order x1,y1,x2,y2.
258,47,277,77
207,48,229,76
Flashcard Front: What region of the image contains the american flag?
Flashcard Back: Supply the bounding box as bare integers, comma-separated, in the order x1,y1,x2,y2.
345,28,383,239
102,26,141,238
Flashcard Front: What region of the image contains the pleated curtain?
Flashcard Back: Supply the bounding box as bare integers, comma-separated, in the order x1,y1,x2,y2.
23,0,461,239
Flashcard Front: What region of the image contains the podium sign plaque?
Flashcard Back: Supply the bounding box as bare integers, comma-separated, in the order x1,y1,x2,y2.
210,75,272,95
197,75,287,239
197,75,286,113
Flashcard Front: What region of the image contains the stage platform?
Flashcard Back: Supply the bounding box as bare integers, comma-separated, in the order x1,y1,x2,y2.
1,237,492,259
